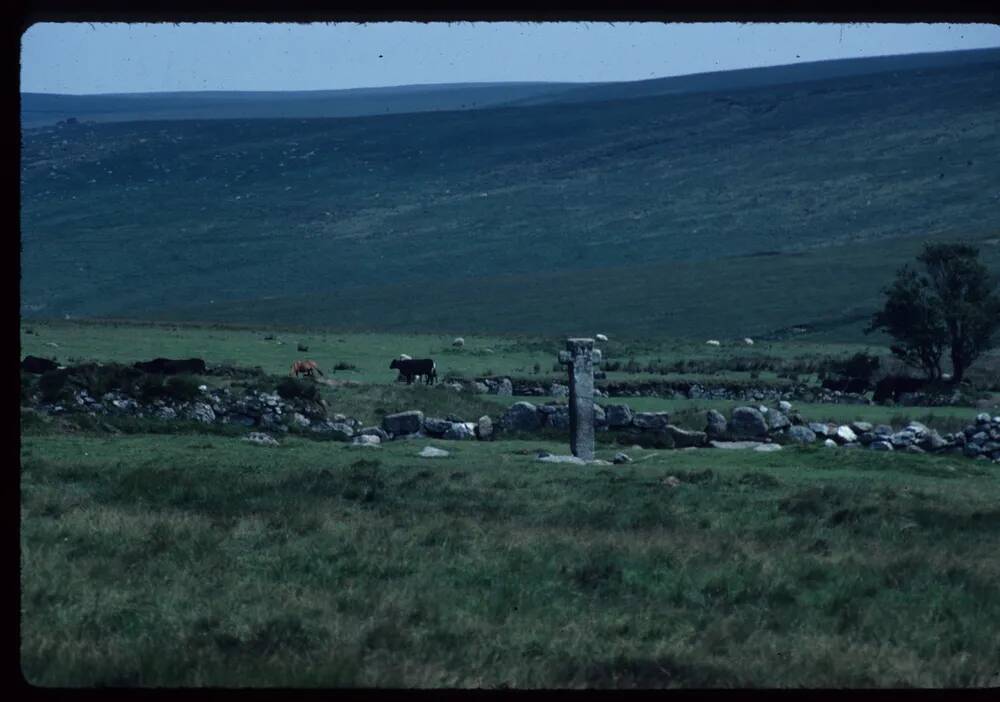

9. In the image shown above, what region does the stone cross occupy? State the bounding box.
[558,338,602,461]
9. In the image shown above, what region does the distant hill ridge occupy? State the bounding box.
[21,47,1000,127]
[19,48,1000,340]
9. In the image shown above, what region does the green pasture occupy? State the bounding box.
[19,320,999,432]
[20,422,1000,687]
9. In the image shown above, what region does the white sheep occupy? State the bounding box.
[743,338,754,346]
[452,337,465,348]
[706,340,721,347]
[595,333,609,342]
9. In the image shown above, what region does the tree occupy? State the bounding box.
[919,243,1000,383]
[867,242,1000,383]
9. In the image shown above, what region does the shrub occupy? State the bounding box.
[297,343,309,352]
[276,377,321,402]
[533,363,541,374]
[74,363,142,398]
[38,369,70,403]
[333,361,357,371]
[162,375,203,403]
[825,352,881,383]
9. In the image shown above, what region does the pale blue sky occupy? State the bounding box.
[20,22,1000,94]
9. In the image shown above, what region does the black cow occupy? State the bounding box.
[21,355,58,374]
[389,358,437,385]
[134,357,207,375]
[873,375,928,404]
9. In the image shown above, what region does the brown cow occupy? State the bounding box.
[290,360,324,378]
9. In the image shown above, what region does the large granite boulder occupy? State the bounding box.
[422,417,453,436]
[664,425,707,448]
[705,409,728,440]
[358,426,390,441]
[633,412,671,431]
[833,425,858,444]
[767,410,791,432]
[546,405,571,430]
[605,404,634,429]
[189,402,216,424]
[550,383,569,398]
[382,410,424,436]
[594,404,607,429]
[786,425,817,445]
[729,407,768,440]
[500,402,541,432]
[445,422,476,440]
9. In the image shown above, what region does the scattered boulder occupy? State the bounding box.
[189,402,216,424]
[500,402,541,432]
[538,454,585,465]
[786,425,817,444]
[475,415,494,440]
[497,378,513,397]
[547,406,571,430]
[452,337,465,348]
[550,383,569,398]
[729,407,768,440]
[155,406,177,421]
[383,410,424,436]
[444,422,476,440]
[710,440,767,450]
[422,417,453,436]
[920,430,948,451]
[823,439,838,448]
[243,432,279,447]
[473,382,490,394]
[767,410,791,432]
[633,411,671,431]
[754,444,783,452]
[778,400,793,413]
[705,409,728,439]
[664,425,707,448]
[834,426,858,444]
[663,476,682,488]
[612,452,632,464]
[418,446,450,458]
[352,434,380,446]
[358,426,390,441]
[595,333,609,342]
[605,404,635,429]
[809,423,833,438]
[326,422,355,441]
[870,440,894,451]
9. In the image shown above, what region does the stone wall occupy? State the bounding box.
[456,376,963,407]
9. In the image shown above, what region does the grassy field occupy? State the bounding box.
[20,421,1000,688]
[20,318,884,385]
